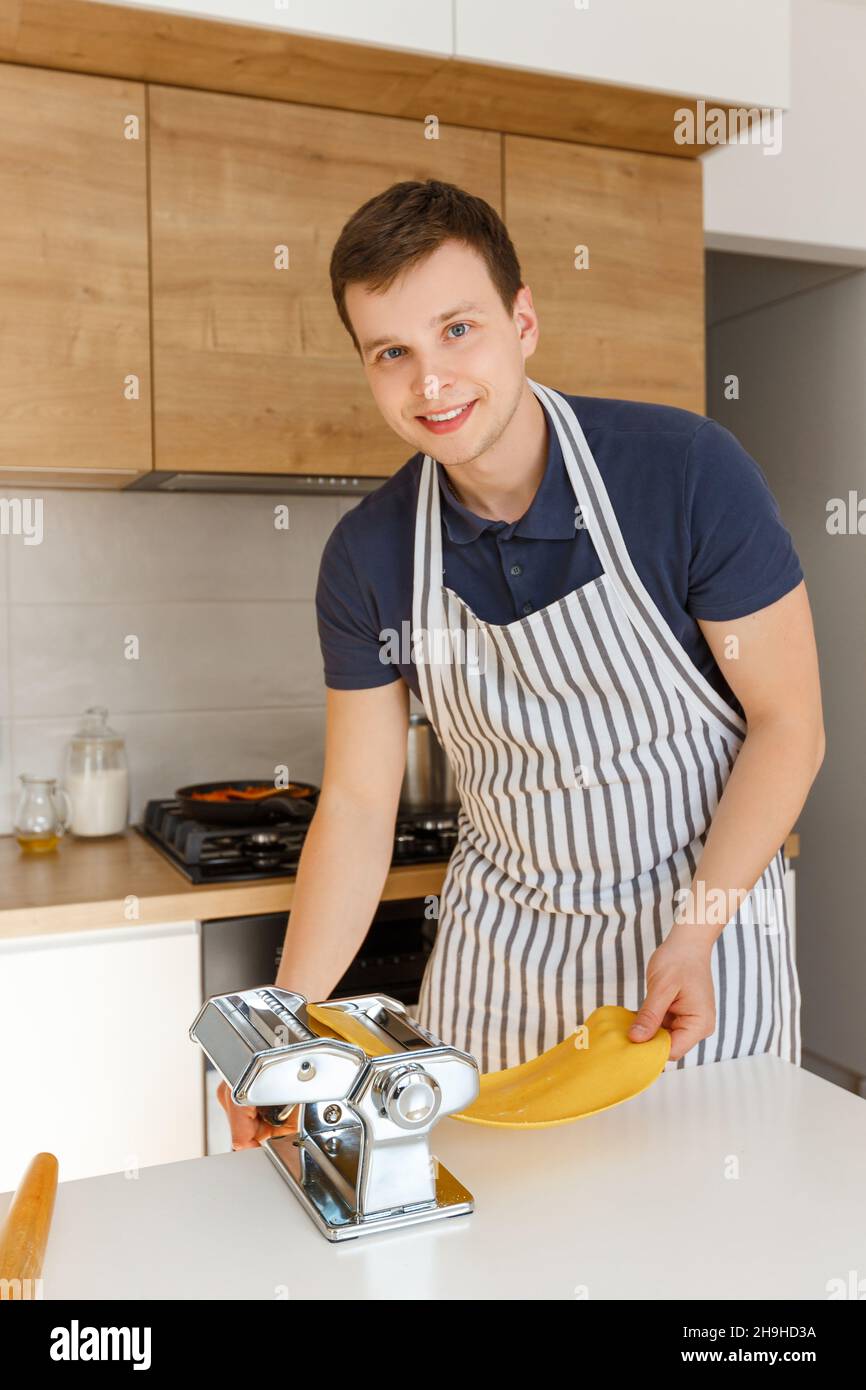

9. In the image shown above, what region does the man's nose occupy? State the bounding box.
[410,362,456,405]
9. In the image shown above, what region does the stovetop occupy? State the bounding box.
[137,798,460,884]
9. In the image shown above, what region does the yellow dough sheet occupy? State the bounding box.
[305,1002,670,1129]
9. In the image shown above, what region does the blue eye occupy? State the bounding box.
[376,323,471,363]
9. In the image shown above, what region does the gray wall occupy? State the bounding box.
[707,251,866,1082]
[0,489,362,835]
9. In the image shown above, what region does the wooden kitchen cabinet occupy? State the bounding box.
[148,87,501,477]
[0,64,151,484]
[504,135,706,412]
[0,53,708,487]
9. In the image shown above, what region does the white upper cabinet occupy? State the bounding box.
[455,0,791,109]
[94,1,791,108]
[102,0,454,54]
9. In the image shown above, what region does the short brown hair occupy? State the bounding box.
[329,179,524,354]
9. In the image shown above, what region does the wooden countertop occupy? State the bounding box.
[0,827,800,942]
[0,828,449,940]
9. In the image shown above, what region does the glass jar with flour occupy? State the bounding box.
[64,706,129,836]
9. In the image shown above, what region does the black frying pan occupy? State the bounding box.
[175,779,318,827]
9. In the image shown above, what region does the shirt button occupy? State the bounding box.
[510,564,522,576]
[522,601,533,615]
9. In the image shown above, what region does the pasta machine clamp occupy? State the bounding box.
[190,986,480,1241]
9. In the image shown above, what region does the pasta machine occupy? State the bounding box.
[190,986,480,1242]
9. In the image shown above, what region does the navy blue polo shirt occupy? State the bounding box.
[315,391,804,721]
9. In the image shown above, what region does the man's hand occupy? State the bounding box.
[628,929,716,1061]
[216,1079,300,1150]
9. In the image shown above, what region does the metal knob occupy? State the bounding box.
[375,1065,441,1129]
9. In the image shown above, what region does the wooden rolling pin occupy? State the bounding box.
[0,1152,58,1299]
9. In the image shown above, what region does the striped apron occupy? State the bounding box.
[412,378,801,1075]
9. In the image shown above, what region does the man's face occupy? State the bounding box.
[345,239,538,466]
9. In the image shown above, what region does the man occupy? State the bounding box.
[221,179,824,1149]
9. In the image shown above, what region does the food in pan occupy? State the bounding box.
[187,784,312,802]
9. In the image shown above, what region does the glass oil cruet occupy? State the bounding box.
[14,775,72,854]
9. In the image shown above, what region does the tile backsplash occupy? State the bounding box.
[0,486,363,835]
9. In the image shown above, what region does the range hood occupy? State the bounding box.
[124,471,387,496]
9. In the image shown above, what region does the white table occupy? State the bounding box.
[5,1055,864,1300]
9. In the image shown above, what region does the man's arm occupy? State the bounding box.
[670,577,825,946]
[220,678,409,1148]
[629,579,825,1056]
[274,678,410,998]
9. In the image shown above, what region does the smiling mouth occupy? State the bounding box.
[416,400,477,422]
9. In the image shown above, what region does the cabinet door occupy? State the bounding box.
[0,64,151,481]
[0,921,202,1192]
[148,87,500,476]
[504,135,705,412]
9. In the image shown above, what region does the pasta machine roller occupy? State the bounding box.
[190,986,480,1242]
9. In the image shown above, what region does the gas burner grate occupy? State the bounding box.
[137,798,459,883]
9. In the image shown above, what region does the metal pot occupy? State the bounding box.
[400,713,458,812]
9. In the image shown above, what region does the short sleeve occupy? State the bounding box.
[685,419,804,620]
[315,521,400,690]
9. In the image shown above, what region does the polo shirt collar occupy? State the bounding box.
[434,413,576,544]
